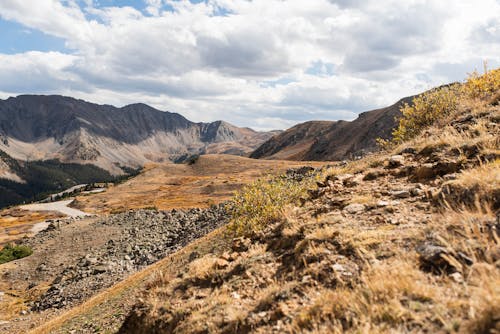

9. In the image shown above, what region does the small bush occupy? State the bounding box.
[463,68,500,99]
[228,176,311,237]
[392,84,460,144]
[385,68,499,146]
[0,244,33,264]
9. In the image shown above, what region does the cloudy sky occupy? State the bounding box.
[0,0,499,130]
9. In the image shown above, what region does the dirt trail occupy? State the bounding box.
[20,200,91,218]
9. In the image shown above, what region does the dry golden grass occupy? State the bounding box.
[438,160,500,210]
[394,103,499,157]
[288,204,500,333]
[72,154,323,214]
[452,160,499,190]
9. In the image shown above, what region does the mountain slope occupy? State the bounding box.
[250,121,335,160]
[0,95,275,174]
[0,149,119,208]
[251,96,414,161]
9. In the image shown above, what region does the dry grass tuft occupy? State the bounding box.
[438,160,500,210]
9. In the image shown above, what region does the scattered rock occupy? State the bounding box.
[391,190,411,199]
[399,147,417,155]
[92,265,107,275]
[376,200,389,207]
[417,244,462,274]
[449,272,463,283]
[343,174,364,187]
[387,155,405,168]
[413,163,435,180]
[31,205,230,311]
[331,264,346,272]
[410,187,424,196]
[215,259,229,269]
[363,170,385,181]
[232,237,250,252]
[343,203,366,214]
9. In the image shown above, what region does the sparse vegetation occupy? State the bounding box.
[228,175,312,237]
[392,84,460,144]
[386,67,500,146]
[0,243,33,264]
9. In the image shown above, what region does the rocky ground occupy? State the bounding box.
[0,205,229,333]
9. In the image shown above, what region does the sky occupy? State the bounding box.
[0,0,499,130]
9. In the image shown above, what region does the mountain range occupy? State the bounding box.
[0,95,277,175]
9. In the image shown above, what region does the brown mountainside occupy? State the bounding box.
[251,96,414,161]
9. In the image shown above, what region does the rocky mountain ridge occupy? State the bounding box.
[0,95,275,174]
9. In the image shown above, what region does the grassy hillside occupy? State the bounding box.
[117,69,499,333]
[0,151,125,208]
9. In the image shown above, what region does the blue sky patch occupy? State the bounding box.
[306,60,336,77]
[0,19,69,54]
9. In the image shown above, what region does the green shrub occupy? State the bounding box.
[391,84,460,144]
[0,244,33,264]
[228,176,311,237]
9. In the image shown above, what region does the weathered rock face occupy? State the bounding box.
[29,205,230,311]
[251,96,414,161]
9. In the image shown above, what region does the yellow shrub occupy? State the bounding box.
[392,84,460,144]
[463,68,500,99]
[387,68,499,146]
[228,176,311,237]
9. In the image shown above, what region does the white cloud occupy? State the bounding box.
[0,0,499,130]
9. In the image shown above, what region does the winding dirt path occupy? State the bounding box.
[20,200,91,218]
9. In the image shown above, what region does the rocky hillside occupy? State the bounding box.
[118,70,499,333]
[0,95,275,174]
[251,96,413,161]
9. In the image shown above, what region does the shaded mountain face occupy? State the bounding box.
[250,121,335,160]
[0,149,120,208]
[0,95,275,174]
[250,96,414,161]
